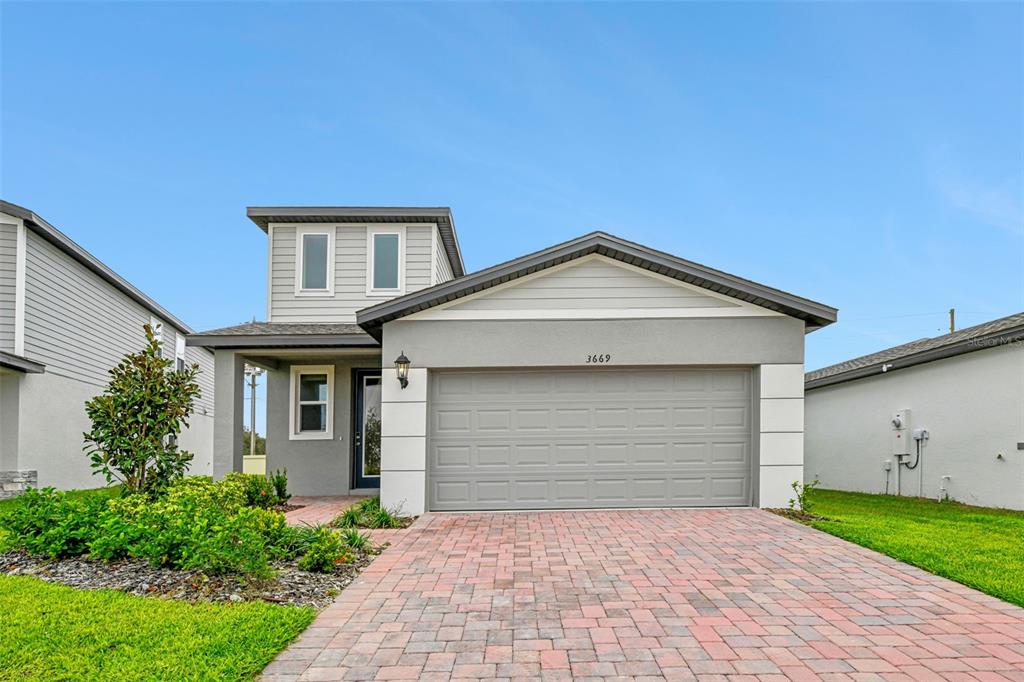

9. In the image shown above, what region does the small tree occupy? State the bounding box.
[84,324,201,495]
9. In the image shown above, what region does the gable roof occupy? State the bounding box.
[1,199,196,335]
[246,206,465,278]
[356,231,837,339]
[806,311,1024,390]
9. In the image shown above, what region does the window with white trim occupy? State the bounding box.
[149,316,163,344]
[174,336,186,372]
[289,365,334,440]
[367,227,403,294]
[296,228,333,295]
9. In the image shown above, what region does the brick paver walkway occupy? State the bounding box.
[262,509,1024,681]
[285,496,368,526]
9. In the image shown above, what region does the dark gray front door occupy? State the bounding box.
[427,367,753,511]
[353,369,382,489]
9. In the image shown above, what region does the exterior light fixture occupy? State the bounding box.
[394,351,411,389]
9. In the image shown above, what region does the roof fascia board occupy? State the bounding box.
[186,333,381,349]
[0,350,45,374]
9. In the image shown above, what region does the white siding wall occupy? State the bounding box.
[805,343,1024,510]
[269,223,438,323]
[0,222,17,352]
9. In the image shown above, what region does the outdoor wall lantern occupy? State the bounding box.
[394,351,411,389]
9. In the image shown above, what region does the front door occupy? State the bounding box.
[353,369,382,489]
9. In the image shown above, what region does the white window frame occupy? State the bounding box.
[366,226,405,296]
[174,336,186,372]
[295,227,334,297]
[289,365,334,441]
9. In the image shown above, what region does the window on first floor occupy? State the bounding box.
[289,365,334,440]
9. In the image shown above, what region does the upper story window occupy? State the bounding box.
[367,227,404,295]
[296,228,333,296]
[174,336,186,372]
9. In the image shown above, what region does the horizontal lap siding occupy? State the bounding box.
[0,222,16,352]
[434,227,454,284]
[448,259,739,311]
[270,223,439,323]
[22,232,212,406]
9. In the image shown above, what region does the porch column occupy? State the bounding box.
[213,350,245,479]
[380,366,428,515]
[757,363,805,507]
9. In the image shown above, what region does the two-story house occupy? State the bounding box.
[0,201,216,497]
[191,206,837,516]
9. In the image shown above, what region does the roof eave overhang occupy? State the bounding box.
[246,206,465,278]
[186,333,380,349]
[806,325,1024,390]
[356,233,837,340]
[0,351,46,374]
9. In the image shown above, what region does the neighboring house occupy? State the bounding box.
[190,206,836,515]
[805,313,1024,510]
[0,201,215,496]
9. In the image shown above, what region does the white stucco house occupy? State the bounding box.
[189,206,837,515]
[805,312,1024,510]
[0,200,216,496]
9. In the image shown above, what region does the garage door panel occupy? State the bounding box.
[428,368,752,510]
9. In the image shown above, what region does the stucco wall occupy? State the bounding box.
[16,370,214,490]
[264,354,381,496]
[805,342,1024,510]
[379,316,808,514]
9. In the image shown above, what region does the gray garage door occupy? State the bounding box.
[428,368,753,511]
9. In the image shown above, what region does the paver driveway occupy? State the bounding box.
[263,509,1024,681]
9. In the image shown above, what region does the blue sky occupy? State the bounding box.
[2,2,1022,431]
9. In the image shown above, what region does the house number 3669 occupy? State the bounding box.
[586,354,612,364]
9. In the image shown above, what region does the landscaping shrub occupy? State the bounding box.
[271,469,290,504]
[340,528,370,552]
[1,477,348,578]
[83,324,201,496]
[332,496,411,529]
[297,527,353,573]
[225,471,289,509]
[0,488,106,558]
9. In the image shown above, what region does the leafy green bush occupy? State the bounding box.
[0,488,106,558]
[297,527,353,573]
[225,472,283,509]
[83,324,201,496]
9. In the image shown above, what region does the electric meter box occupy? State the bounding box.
[891,409,912,457]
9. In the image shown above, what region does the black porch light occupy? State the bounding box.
[394,351,411,389]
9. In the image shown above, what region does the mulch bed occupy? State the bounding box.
[767,508,832,523]
[272,503,305,513]
[0,549,374,609]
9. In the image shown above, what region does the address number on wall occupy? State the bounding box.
[585,354,612,364]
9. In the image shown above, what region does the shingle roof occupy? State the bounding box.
[806,312,1024,389]
[357,231,837,339]
[187,322,378,348]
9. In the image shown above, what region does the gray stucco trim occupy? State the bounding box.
[0,200,197,335]
[806,324,1024,390]
[187,334,380,349]
[0,350,45,374]
[246,206,465,279]
[357,232,837,338]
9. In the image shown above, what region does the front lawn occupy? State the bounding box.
[0,574,313,681]
[805,489,1024,608]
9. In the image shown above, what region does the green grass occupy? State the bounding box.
[0,575,314,682]
[806,489,1024,607]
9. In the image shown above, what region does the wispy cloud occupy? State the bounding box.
[931,154,1024,235]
